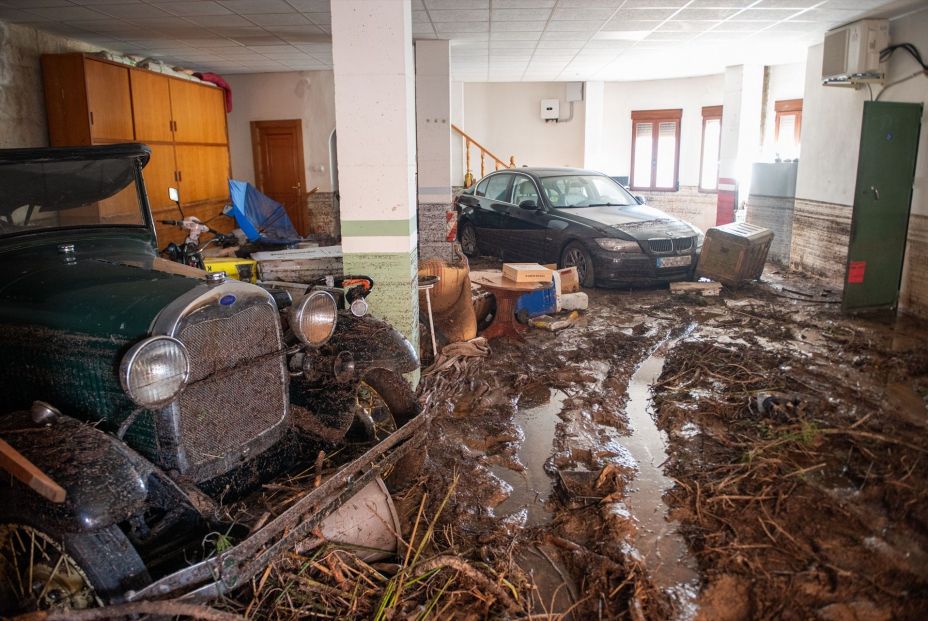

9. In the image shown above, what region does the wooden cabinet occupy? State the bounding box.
[169,79,227,144]
[42,53,232,244]
[129,69,174,143]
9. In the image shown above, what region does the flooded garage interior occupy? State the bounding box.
[222,259,928,621]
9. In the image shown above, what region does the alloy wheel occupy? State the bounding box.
[460,225,477,256]
[564,248,588,284]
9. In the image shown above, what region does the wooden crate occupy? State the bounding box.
[252,245,343,283]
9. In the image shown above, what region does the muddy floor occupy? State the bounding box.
[231,263,928,620]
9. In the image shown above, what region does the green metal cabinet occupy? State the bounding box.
[843,101,923,312]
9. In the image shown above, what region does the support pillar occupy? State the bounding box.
[583,81,605,173]
[414,39,453,260]
[331,0,419,370]
[717,64,764,225]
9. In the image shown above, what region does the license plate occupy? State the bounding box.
[656,255,692,268]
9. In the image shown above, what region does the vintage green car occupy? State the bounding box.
[0,144,424,613]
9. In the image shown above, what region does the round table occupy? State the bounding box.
[469,270,548,341]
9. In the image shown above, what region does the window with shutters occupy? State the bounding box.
[630,109,682,191]
[699,105,722,192]
[774,99,802,160]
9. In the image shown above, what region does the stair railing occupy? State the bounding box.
[451,124,516,188]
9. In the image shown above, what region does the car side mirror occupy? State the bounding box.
[168,187,179,203]
[519,199,539,210]
[634,195,646,205]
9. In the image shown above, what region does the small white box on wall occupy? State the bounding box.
[541,99,560,120]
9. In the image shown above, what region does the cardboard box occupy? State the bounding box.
[502,263,553,283]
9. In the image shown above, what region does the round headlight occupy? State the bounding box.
[120,336,190,408]
[290,290,338,346]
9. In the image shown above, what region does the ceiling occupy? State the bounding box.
[0,0,913,81]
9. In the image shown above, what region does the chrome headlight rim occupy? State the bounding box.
[290,290,338,347]
[595,237,642,253]
[119,336,190,408]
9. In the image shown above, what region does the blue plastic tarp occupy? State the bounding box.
[228,179,301,244]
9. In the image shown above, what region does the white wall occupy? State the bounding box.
[761,62,806,161]
[600,74,725,185]
[225,70,336,193]
[461,82,585,170]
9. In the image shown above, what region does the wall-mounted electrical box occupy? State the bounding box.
[541,99,560,121]
[822,19,889,86]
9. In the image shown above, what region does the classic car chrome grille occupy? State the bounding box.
[175,303,287,477]
[647,236,695,254]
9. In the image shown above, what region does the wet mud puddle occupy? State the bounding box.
[490,389,567,526]
[625,339,700,607]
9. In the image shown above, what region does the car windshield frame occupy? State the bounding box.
[539,174,638,209]
[0,148,153,240]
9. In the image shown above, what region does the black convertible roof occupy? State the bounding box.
[0,143,151,165]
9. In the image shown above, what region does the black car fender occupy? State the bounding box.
[0,410,154,533]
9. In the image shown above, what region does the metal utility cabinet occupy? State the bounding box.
[696,222,774,287]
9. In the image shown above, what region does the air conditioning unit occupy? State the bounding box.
[822,19,889,86]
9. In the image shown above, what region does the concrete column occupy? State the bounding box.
[451,80,465,189]
[415,39,453,260]
[583,81,605,173]
[331,0,419,364]
[717,64,764,224]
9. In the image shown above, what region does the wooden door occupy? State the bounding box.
[142,143,178,212]
[175,145,230,204]
[170,80,227,144]
[251,120,307,235]
[84,59,134,142]
[130,70,174,142]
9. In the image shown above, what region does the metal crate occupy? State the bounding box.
[696,222,774,287]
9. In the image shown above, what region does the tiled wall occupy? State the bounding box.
[788,199,851,285]
[745,194,795,266]
[638,185,717,234]
[901,213,928,319]
[306,191,340,241]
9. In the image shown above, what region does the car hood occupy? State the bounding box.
[553,204,699,240]
[0,231,205,339]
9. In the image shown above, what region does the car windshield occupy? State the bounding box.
[0,157,146,238]
[540,174,637,208]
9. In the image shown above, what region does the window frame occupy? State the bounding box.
[509,172,543,208]
[698,105,723,194]
[774,98,803,149]
[629,108,682,193]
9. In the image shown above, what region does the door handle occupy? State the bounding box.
[866,186,880,200]
[292,182,302,191]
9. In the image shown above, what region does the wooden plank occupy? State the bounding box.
[0,438,66,504]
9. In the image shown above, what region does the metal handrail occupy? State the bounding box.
[451,124,516,187]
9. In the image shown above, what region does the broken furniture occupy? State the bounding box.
[696,222,774,287]
[252,245,344,283]
[470,270,548,340]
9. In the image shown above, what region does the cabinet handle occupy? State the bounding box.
[89,111,94,125]
[177,170,182,182]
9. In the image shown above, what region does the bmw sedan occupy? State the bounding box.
[454,167,704,288]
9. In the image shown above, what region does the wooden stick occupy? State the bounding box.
[0,438,66,503]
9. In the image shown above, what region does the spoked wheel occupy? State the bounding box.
[459,222,478,257]
[561,241,595,287]
[348,368,419,444]
[0,510,149,616]
[0,524,99,612]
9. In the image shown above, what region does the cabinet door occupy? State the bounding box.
[170,80,227,144]
[142,144,178,212]
[130,70,174,142]
[84,59,134,142]
[175,145,230,204]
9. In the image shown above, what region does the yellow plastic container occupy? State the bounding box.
[203,257,258,283]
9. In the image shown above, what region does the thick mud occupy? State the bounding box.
[411,264,928,620]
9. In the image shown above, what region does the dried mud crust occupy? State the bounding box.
[652,293,928,621]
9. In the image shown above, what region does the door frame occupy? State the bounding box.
[250,119,307,234]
